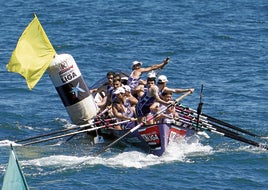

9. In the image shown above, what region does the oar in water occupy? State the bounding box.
[21,120,130,146]
[95,91,193,156]
[176,104,265,139]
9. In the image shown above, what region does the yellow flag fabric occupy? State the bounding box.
[6,14,56,90]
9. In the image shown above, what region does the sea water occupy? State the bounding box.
[0,0,268,189]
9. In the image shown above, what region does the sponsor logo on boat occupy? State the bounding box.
[141,133,159,144]
[169,126,186,142]
[139,125,160,145]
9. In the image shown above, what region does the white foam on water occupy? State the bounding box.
[22,140,213,174]
[260,136,268,140]
[24,155,86,167]
[0,140,21,147]
[214,144,268,154]
[54,117,70,125]
[22,125,34,131]
[164,140,213,160]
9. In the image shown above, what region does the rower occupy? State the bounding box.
[135,77,174,124]
[127,57,170,96]
[89,71,115,110]
[157,75,194,98]
[123,85,138,108]
[134,70,157,99]
[148,91,179,124]
[112,87,137,130]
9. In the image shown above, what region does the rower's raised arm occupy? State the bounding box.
[140,57,170,73]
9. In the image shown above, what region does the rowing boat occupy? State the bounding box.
[90,71,199,156]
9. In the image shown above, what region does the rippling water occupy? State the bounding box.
[1,0,268,189]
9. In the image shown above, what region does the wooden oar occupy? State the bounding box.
[15,126,81,143]
[21,120,130,146]
[176,104,264,138]
[177,107,267,145]
[202,123,268,150]
[178,113,240,137]
[15,118,115,143]
[95,91,192,156]
[202,113,265,138]
[176,109,268,150]
[177,109,241,136]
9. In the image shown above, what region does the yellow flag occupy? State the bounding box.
[6,14,56,90]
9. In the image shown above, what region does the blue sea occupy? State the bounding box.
[1,0,268,189]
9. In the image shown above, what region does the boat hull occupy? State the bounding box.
[101,122,196,156]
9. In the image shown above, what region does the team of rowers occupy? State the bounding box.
[90,57,194,130]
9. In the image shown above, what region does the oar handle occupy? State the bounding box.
[174,91,192,105]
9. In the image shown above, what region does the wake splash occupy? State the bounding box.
[21,141,213,176]
[0,140,21,147]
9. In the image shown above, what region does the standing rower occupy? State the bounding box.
[128,57,170,96]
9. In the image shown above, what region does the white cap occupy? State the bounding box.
[132,61,143,66]
[158,75,168,83]
[147,71,156,78]
[113,87,125,94]
[121,76,128,81]
[123,85,131,92]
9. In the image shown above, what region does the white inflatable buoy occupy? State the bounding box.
[47,54,99,125]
